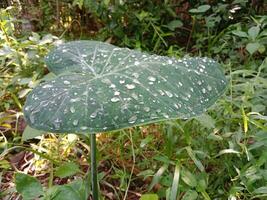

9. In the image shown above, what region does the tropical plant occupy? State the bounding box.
[21,40,227,199]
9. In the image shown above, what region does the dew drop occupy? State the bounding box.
[163,113,169,118]
[144,107,150,112]
[128,115,137,124]
[207,85,212,91]
[73,119,79,126]
[150,113,158,119]
[70,98,81,102]
[90,112,97,119]
[132,72,139,78]
[70,106,75,113]
[165,91,173,98]
[168,60,173,64]
[134,61,140,65]
[80,126,88,130]
[125,84,135,90]
[114,91,120,96]
[148,76,156,82]
[109,84,116,88]
[111,97,120,102]
[202,88,206,93]
[63,80,70,85]
[42,84,53,88]
[131,93,138,100]
[25,106,30,111]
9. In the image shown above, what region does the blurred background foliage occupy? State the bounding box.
[0,0,267,199]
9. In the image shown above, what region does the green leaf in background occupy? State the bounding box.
[23,41,227,134]
[232,30,248,38]
[166,20,183,31]
[15,173,44,200]
[195,114,215,129]
[48,179,89,200]
[55,162,81,178]
[181,168,197,187]
[170,163,181,200]
[186,146,205,172]
[46,179,90,200]
[22,125,46,141]
[246,42,260,55]
[181,190,198,200]
[248,26,260,41]
[140,194,159,200]
[253,187,267,194]
[148,164,168,191]
[190,5,211,13]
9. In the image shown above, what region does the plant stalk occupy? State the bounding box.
[90,133,98,200]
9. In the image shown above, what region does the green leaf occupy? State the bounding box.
[15,173,43,200]
[55,162,81,178]
[246,42,260,55]
[170,163,181,200]
[181,190,198,200]
[148,164,168,191]
[166,20,183,31]
[181,168,197,187]
[186,146,205,172]
[232,30,248,38]
[140,194,159,200]
[253,187,267,194]
[23,41,227,134]
[195,114,215,129]
[48,179,89,200]
[22,125,46,141]
[248,26,260,41]
[190,5,211,13]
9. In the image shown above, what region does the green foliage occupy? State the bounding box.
[23,41,226,133]
[15,173,44,200]
[15,173,89,200]
[55,162,81,178]
[0,7,60,111]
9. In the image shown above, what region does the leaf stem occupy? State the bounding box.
[90,133,98,200]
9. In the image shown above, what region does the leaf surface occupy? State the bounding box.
[24,41,227,133]
[15,173,43,200]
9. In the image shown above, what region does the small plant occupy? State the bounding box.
[22,40,227,199]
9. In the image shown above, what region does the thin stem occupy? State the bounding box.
[123,130,135,200]
[90,133,98,200]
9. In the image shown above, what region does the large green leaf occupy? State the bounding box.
[23,41,227,133]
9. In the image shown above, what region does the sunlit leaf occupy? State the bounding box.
[170,163,181,200]
[23,41,227,134]
[140,194,159,200]
[55,162,81,178]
